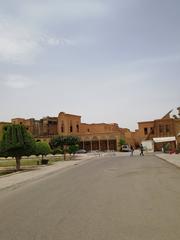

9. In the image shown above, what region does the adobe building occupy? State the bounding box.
[137,108,180,151]
[57,112,125,151]
[11,117,58,138]
[9,112,127,151]
[2,107,179,152]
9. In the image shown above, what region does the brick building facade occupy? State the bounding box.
[137,108,180,151]
[9,112,127,151]
[1,107,179,152]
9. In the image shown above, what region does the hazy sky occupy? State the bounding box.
[0,0,180,130]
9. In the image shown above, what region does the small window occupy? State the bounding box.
[61,121,64,132]
[166,125,170,133]
[87,129,90,132]
[159,125,164,133]
[144,128,148,135]
[76,124,79,132]
[70,126,73,132]
[150,127,154,134]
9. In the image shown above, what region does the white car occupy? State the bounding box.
[76,149,87,154]
[121,145,131,152]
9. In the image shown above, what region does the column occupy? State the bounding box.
[90,141,92,151]
[107,139,109,151]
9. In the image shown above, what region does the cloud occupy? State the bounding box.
[41,35,76,47]
[20,0,108,22]
[0,1,108,65]
[2,74,36,89]
[0,17,41,64]
[128,55,180,67]
[0,17,76,64]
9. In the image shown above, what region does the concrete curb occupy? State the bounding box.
[156,153,180,168]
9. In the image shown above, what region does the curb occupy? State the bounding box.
[155,154,180,169]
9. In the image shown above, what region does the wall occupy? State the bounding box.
[57,112,81,135]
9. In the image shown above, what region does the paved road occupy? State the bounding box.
[1,155,180,240]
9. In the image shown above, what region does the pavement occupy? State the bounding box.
[1,154,180,240]
[0,151,180,192]
[0,154,94,191]
[155,152,180,167]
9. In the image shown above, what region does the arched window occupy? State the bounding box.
[70,121,73,133]
[61,121,64,133]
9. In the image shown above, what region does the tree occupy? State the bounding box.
[68,144,79,157]
[35,141,51,163]
[118,138,126,150]
[0,124,36,171]
[50,135,80,160]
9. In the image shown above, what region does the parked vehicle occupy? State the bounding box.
[121,145,131,152]
[76,149,87,154]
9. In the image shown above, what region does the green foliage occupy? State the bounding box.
[51,148,63,155]
[50,135,80,160]
[118,138,126,147]
[68,145,79,155]
[50,135,80,148]
[163,143,170,153]
[35,141,51,159]
[50,135,80,149]
[0,124,36,170]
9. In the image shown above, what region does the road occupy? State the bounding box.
[1,154,180,240]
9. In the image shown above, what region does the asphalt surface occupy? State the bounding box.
[1,154,180,240]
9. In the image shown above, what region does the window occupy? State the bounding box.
[87,129,90,132]
[150,127,154,134]
[70,121,73,133]
[159,125,164,133]
[166,125,170,133]
[144,128,148,135]
[76,124,79,132]
[61,121,64,133]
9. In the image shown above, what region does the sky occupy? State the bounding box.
[0,0,180,131]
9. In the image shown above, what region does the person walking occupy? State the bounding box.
[140,144,144,156]
[130,145,134,156]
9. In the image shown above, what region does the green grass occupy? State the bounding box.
[0,156,64,168]
[0,155,66,176]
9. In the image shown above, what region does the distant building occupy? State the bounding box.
[137,108,180,151]
[57,112,126,151]
[1,107,179,152]
[10,112,127,151]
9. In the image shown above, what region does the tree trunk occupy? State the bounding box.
[64,151,66,160]
[63,145,67,160]
[41,154,44,164]
[15,156,21,171]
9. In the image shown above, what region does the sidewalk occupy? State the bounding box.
[156,153,180,168]
[0,154,93,191]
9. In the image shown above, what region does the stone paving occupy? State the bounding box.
[156,153,180,168]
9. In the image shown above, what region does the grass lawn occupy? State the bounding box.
[0,155,76,176]
[0,155,64,168]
